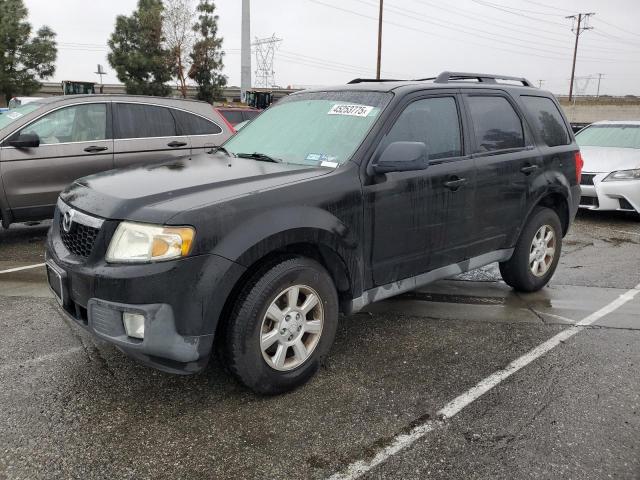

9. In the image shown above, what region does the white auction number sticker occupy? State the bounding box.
[328,104,374,117]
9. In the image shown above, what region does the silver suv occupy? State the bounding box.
[0,95,233,228]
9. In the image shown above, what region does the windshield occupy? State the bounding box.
[0,103,43,130]
[576,124,640,149]
[224,91,392,166]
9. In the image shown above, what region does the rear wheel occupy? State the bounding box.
[499,207,562,292]
[223,257,338,394]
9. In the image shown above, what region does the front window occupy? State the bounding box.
[576,124,640,149]
[18,104,107,144]
[224,91,392,166]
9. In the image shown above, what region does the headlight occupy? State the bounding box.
[106,222,195,263]
[603,169,640,181]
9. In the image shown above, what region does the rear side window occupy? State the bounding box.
[172,109,222,135]
[521,96,570,147]
[383,96,462,160]
[467,96,524,152]
[115,103,176,139]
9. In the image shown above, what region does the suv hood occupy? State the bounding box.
[60,153,331,223]
[580,146,640,173]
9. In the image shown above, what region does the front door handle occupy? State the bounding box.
[444,176,468,190]
[520,164,539,175]
[167,141,188,148]
[84,145,108,153]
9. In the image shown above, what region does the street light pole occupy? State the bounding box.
[376,0,383,80]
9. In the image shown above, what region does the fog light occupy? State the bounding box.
[123,312,145,339]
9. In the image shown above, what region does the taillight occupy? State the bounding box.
[574,151,584,184]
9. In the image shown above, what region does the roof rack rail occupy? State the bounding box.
[347,78,403,84]
[434,71,534,87]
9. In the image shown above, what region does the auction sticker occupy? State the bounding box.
[6,112,23,120]
[328,104,374,117]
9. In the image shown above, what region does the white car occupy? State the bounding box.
[576,120,640,215]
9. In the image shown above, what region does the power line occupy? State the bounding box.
[364,0,638,57]
[350,0,638,63]
[592,17,640,39]
[470,0,568,27]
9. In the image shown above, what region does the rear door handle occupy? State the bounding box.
[520,164,539,175]
[167,141,188,148]
[444,177,468,190]
[84,145,108,153]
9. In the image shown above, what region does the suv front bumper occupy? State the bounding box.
[46,231,245,374]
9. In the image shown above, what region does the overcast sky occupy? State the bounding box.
[23,0,640,96]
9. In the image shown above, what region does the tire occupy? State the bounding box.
[223,256,339,395]
[499,207,562,292]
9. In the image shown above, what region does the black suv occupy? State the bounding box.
[45,72,582,394]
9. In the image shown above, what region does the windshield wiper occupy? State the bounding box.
[235,152,282,163]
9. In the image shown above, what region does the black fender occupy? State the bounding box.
[512,182,571,247]
[202,206,363,330]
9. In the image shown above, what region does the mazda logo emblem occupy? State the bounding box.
[62,210,75,233]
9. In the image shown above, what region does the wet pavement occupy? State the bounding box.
[0,210,639,479]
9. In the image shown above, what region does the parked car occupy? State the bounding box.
[576,120,639,215]
[45,72,581,394]
[215,107,261,127]
[8,96,44,109]
[0,95,232,228]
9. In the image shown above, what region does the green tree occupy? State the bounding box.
[108,0,172,96]
[0,0,57,105]
[189,0,226,103]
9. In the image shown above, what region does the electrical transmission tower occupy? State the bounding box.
[566,12,595,101]
[252,35,282,88]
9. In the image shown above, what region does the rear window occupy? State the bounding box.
[521,96,570,147]
[576,124,640,149]
[115,103,176,139]
[172,109,222,135]
[467,96,525,152]
[219,110,244,125]
[242,110,260,122]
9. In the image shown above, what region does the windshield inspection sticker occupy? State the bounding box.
[328,104,374,117]
[320,160,339,168]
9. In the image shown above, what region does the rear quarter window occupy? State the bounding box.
[521,96,571,147]
[172,109,222,135]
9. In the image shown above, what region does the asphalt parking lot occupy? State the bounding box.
[0,211,639,480]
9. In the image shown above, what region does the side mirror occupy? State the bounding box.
[372,141,428,174]
[8,132,40,149]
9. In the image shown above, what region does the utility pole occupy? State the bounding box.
[376,0,383,79]
[596,73,605,97]
[537,79,545,89]
[566,12,594,101]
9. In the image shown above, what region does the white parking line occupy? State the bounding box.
[328,283,640,480]
[0,263,46,275]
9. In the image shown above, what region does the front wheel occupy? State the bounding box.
[499,207,562,292]
[223,257,339,394]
